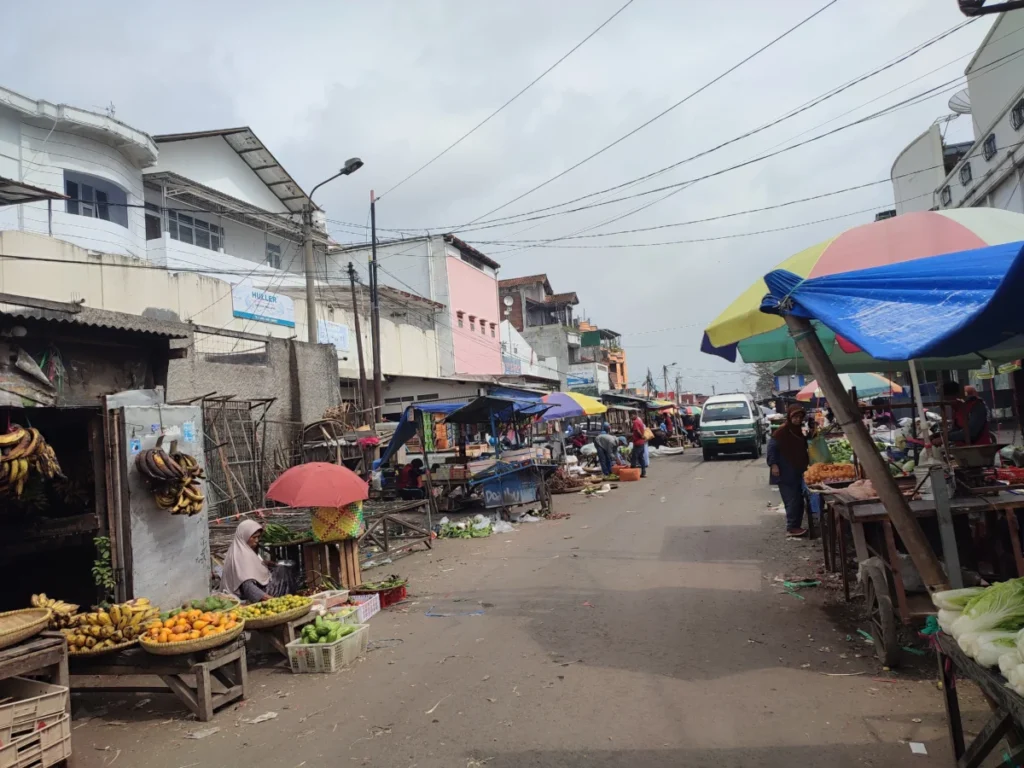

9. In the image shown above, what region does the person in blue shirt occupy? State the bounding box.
[767,404,811,537]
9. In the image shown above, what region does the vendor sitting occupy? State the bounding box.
[221,520,292,602]
[397,458,426,500]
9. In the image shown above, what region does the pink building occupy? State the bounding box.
[446,244,502,375]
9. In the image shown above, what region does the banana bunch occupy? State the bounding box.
[62,597,159,653]
[31,593,79,630]
[0,425,63,498]
[135,448,206,516]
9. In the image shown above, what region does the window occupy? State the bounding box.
[417,393,439,401]
[959,162,972,186]
[168,210,223,251]
[480,320,486,335]
[63,171,128,228]
[490,324,496,338]
[1012,99,1024,131]
[702,401,751,423]
[145,202,161,241]
[469,316,476,332]
[940,185,952,206]
[266,242,282,269]
[457,312,464,328]
[984,133,997,161]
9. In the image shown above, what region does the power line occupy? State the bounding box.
[366,17,981,237]
[461,0,843,226]
[376,0,637,200]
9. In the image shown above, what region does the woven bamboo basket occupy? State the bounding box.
[139,621,245,656]
[240,603,311,629]
[67,638,140,657]
[0,608,50,651]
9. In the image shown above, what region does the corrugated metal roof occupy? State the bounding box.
[498,274,551,291]
[0,176,69,206]
[152,127,313,214]
[546,292,579,305]
[0,305,191,339]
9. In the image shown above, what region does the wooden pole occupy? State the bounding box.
[782,314,949,591]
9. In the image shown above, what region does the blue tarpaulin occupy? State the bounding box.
[759,240,1024,362]
[376,402,466,468]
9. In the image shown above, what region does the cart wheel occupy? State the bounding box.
[864,564,900,667]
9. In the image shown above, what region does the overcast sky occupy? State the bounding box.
[1,0,991,393]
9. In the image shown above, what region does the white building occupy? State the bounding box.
[891,11,1024,214]
[499,319,560,385]
[0,85,157,259]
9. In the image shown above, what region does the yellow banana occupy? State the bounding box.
[0,427,26,447]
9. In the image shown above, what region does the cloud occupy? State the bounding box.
[0,0,991,391]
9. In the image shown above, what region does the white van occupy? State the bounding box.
[700,393,764,460]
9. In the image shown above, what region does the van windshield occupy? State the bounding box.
[703,402,751,422]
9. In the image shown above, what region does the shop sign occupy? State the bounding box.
[231,281,296,328]
[317,320,350,352]
[567,373,595,387]
[502,355,522,375]
[998,360,1022,375]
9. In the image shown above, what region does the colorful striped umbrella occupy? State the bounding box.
[795,373,901,402]
[702,209,1024,368]
[539,392,608,421]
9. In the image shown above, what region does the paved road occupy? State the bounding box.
[77,454,963,767]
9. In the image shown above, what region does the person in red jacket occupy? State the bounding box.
[630,411,648,478]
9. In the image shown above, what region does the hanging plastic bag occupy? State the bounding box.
[807,434,833,465]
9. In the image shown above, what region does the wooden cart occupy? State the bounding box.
[823,488,1024,665]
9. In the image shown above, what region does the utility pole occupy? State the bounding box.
[369,190,383,424]
[662,366,669,400]
[674,373,682,403]
[302,209,318,344]
[347,262,369,415]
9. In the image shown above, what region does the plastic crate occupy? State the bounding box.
[0,679,68,744]
[0,715,71,768]
[326,605,361,625]
[349,593,380,623]
[352,584,407,609]
[286,624,370,674]
[311,590,350,610]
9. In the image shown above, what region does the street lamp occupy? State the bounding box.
[304,158,364,343]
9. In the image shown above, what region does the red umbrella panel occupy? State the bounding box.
[266,462,368,509]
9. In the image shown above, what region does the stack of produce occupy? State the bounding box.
[0,425,63,498]
[135,447,206,516]
[145,609,240,644]
[300,615,358,645]
[62,598,160,653]
[161,595,238,619]
[828,438,853,464]
[547,467,586,493]
[804,463,857,484]
[31,593,78,630]
[237,595,312,622]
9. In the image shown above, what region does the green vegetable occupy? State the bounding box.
[932,587,986,612]
[950,579,1024,639]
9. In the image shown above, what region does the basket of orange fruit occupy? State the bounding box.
[140,609,245,655]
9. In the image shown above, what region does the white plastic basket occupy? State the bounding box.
[0,715,71,768]
[326,605,361,625]
[311,590,350,610]
[286,624,369,674]
[349,593,380,623]
[0,678,68,745]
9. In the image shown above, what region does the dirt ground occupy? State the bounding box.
[71,453,990,767]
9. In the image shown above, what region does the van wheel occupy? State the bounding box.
[702,449,714,461]
[754,440,763,459]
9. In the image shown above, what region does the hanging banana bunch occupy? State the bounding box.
[135,447,206,516]
[0,425,64,499]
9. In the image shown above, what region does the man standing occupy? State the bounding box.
[594,424,622,478]
[951,384,993,445]
[630,410,648,478]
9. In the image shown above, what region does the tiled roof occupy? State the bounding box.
[546,292,579,305]
[499,274,552,292]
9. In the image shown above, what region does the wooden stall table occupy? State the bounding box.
[245,613,316,658]
[361,498,432,559]
[69,636,247,722]
[936,631,1024,767]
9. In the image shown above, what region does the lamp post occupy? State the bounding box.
[303,157,364,343]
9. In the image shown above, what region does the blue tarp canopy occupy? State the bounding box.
[375,397,547,467]
[760,240,1024,363]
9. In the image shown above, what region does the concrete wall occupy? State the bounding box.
[0,110,149,258]
[446,255,501,375]
[966,12,1024,140]
[147,136,290,214]
[890,124,946,215]
[499,319,559,383]
[380,376,486,419]
[522,324,570,389]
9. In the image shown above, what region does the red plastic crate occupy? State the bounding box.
[353,584,407,609]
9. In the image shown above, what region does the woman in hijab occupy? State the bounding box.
[767,404,811,537]
[220,519,293,602]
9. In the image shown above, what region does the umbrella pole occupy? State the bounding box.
[782,314,949,591]
[908,359,932,461]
